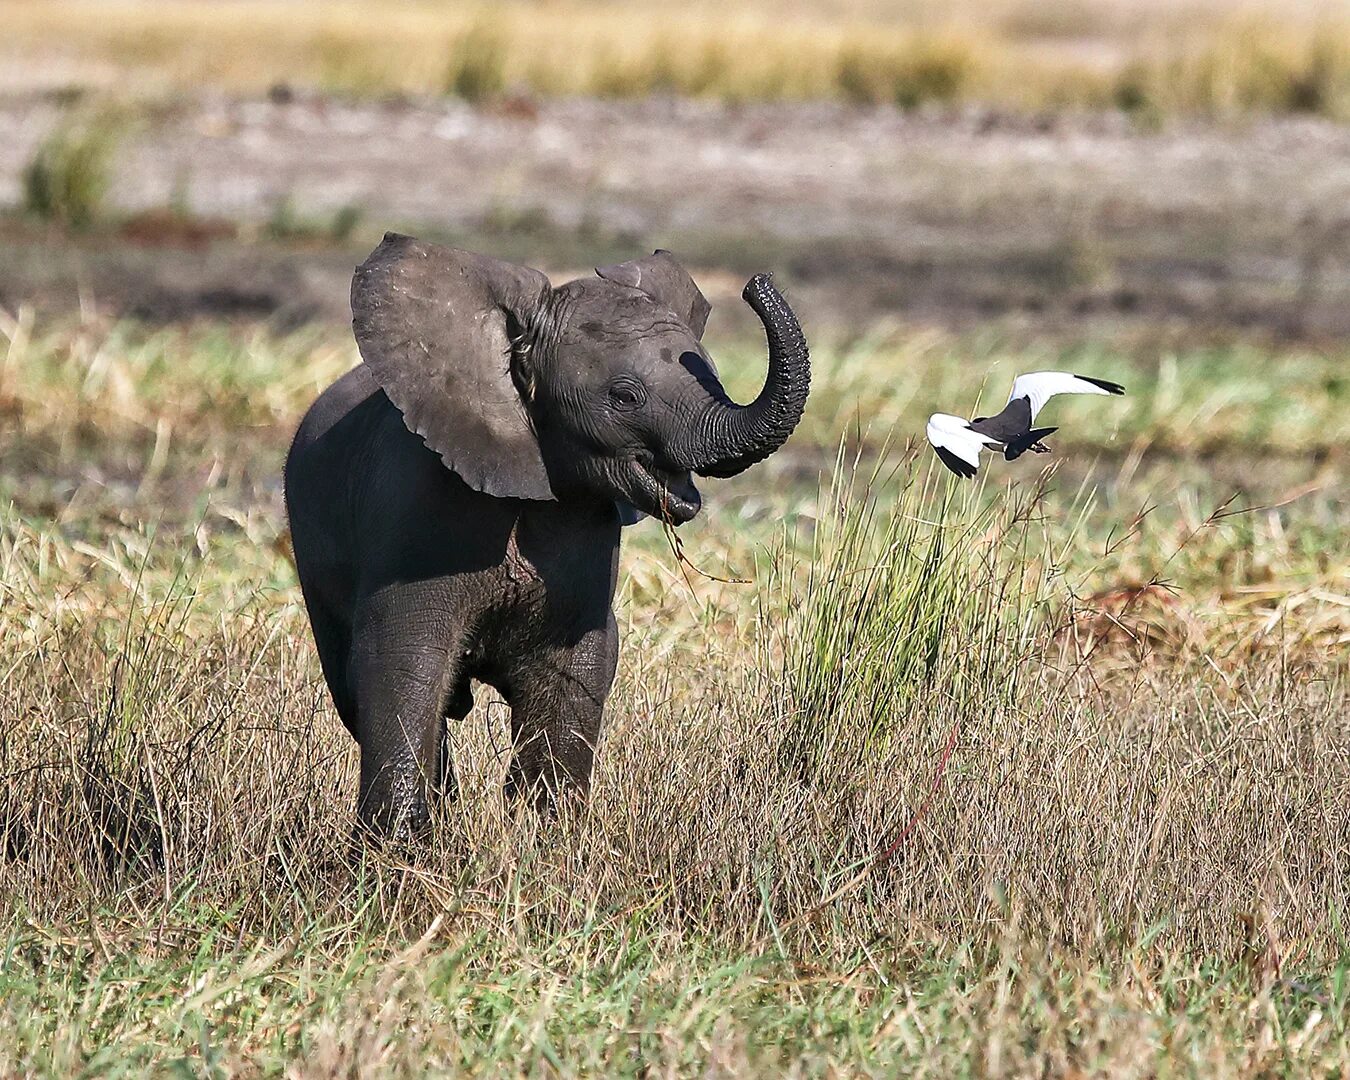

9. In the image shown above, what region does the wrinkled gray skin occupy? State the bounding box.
[284,233,810,835]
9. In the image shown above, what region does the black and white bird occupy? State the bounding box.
[926,372,1125,478]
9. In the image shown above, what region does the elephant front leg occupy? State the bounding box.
[504,615,619,812]
[349,595,461,837]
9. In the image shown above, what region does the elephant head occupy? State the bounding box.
[350,233,810,523]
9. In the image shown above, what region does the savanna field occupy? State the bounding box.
[1,312,1346,1075]
[2,0,1350,1074]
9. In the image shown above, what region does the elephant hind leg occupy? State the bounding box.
[503,614,618,812]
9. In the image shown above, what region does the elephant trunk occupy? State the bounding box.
[685,274,811,480]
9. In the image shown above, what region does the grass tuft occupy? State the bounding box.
[775,450,1048,777]
[835,32,981,108]
[21,108,125,230]
[444,19,509,101]
[1116,18,1350,119]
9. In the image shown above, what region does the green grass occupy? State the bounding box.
[1,314,1347,1073]
[21,108,125,230]
[2,923,1346,1075]
[3,318,1347,485]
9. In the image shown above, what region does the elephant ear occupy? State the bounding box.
[352,233,556,501]
[595,249,711,339]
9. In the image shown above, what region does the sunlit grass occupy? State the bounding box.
[2,922,1346,1074]
[6,0,1350,116]
[2,315,1347,478]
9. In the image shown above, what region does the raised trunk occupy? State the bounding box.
[685,274,811,479]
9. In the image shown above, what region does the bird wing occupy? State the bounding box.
[926,413,1001,479]
[1006,372,1125,423]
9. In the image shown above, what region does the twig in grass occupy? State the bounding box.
[1105,499,1157,556]
[658,494,750,590]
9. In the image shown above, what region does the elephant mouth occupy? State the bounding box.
[627,454,702,524]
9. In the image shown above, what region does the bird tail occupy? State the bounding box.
[1004,426,1057,460]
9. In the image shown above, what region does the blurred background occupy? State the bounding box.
[2,0,1347,579]
[5,0,1350,339]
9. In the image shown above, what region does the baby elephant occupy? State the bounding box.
[285,233,810,834]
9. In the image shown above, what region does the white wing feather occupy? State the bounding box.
[1007,371,1117,423]
[926,413,1001,474]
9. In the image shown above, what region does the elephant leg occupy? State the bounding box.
[504,613,618,811]
[348,591,461,836]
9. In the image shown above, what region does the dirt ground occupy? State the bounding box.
[4,90,1350,338]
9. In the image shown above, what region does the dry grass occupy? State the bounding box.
[1,312,1347,1073]
[6,0,1350,116]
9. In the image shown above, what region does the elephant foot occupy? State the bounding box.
[354,800,432,843]
[355,758,436,840]
[503,765,590,817]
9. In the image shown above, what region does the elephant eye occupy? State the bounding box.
[607,381,646,410]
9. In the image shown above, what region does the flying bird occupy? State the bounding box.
[926,372,1125,479]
